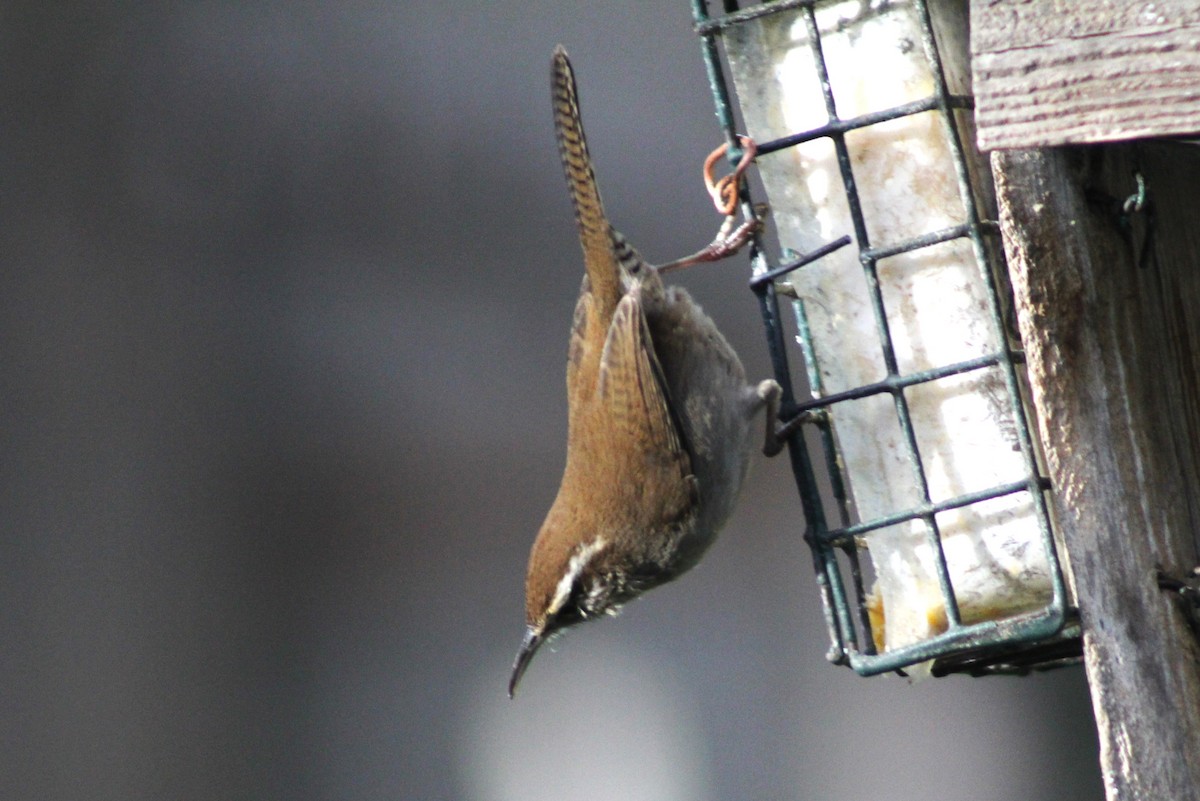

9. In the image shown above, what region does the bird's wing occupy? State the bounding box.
[597,284,695,513]
[565,275,591,405]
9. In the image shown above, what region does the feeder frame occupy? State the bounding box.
[689,0,1078,676]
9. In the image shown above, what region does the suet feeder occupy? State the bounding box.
[690,0,1080,676]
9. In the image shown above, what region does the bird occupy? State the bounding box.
[508,46,783,698]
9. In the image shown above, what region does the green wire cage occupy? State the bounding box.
[690,0,1081,676]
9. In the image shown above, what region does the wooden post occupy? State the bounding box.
[992,143,1200,800]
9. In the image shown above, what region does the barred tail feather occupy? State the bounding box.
[551,46,621,315]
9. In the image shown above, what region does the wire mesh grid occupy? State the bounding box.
[690,0,1080,676]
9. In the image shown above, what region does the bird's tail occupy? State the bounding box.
[551,46,621,314]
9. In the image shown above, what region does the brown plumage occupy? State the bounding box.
[508,47,781,697]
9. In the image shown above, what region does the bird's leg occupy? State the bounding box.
[655,137,763,275]
[758,381,785,457]
[758,380,821,457]
[656,213,764,274]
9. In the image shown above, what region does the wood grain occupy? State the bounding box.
[993,142,1200,800]
[972,1,1200,150]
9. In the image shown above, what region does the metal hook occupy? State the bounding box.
[1122,171,1147,216]
[703,136,757,216]
[1118,171,1156,270]
[1158,567,1200,640]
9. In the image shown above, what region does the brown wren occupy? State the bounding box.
[509,47,783,697]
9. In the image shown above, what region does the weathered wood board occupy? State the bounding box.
[993,142,1200,800]
[973,1,1200,150]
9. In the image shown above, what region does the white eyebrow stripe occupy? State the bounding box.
[547,537,607,616]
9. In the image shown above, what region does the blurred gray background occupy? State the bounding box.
[2,4,1104,800]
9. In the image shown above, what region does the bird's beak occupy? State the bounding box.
[508,626,543,698]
